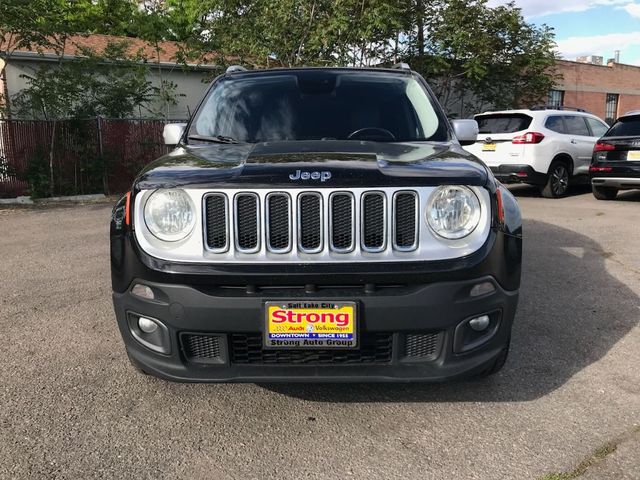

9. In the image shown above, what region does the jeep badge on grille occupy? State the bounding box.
[289,170,332,182]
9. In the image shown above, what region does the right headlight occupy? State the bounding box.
[144,189,196,242]
[426,186,481,240]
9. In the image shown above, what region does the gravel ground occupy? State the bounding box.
[0,186,638,480]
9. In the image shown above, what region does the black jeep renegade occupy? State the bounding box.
[110,65,522,382]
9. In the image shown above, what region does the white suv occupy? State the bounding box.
[464,108,609,198]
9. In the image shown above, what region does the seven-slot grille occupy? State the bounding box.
[204,189,419,255]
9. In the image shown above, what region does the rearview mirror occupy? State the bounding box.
[163,123,187,145]
[451,119,478,146]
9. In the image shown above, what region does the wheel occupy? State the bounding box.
[539,160,570,198]
[476,337,510,378]
[592,185,618,200]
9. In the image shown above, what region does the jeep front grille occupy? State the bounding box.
[135,186,492,264]
[205,188,420,258]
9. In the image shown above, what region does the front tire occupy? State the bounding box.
[540,160,570,198]
[592,185,618,200]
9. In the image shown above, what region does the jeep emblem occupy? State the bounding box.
[289,170,332,182]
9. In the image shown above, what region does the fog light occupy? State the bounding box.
[132,284,155,300]
[469,315,490,332]
[470,281,495,297]
[138,317,158,334]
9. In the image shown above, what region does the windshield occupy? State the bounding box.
[189,71,448,143]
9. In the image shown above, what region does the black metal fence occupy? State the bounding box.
[0,117,186,198]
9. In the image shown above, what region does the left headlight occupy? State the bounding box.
[426,186,481,240]
[144,189,196,242]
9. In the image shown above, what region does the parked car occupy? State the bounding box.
[110,65,522,383]
[590,111,640,200]
[464,107,609,198]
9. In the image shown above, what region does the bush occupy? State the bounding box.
[23,147,51,199]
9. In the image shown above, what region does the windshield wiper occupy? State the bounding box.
[187,134,243,144]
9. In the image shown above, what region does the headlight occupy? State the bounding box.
[144,189,196,242]
[426,186,481,239]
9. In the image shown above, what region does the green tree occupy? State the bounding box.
[10,40,183,196]
[168,0,555,114]
[12,40,182,119]
[404,0,558,115]
[2,0,557,114]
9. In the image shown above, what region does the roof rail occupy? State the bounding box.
[226,65,248,74]
[530,105,589,113]
[391,62,411,71]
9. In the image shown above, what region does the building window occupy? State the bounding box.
[548,89,564,108]
[605,93,619,125]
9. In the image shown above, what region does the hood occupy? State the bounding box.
[135,140,489,190]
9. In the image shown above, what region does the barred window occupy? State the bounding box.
[548,90,564,108]
[605,93,619,125]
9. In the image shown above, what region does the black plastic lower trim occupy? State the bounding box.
[113,275,518,382]
[490,165,547,185]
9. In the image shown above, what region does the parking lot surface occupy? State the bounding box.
[1,186,639,479]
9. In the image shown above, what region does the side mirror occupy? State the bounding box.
[451,119,478,146]
[163,123,187,145]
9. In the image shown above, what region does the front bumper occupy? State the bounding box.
[113,275,518,382]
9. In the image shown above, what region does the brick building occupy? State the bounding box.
[551,59,640,125]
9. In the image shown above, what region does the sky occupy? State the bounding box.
[487,0,640,65]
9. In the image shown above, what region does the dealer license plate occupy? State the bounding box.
[627,150,640,160]
[264,301,357,349]
[483,143,497,152]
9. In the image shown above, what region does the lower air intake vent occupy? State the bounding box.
[230,333,393,364]
[404,333,441,360]
[182,334,224,364]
